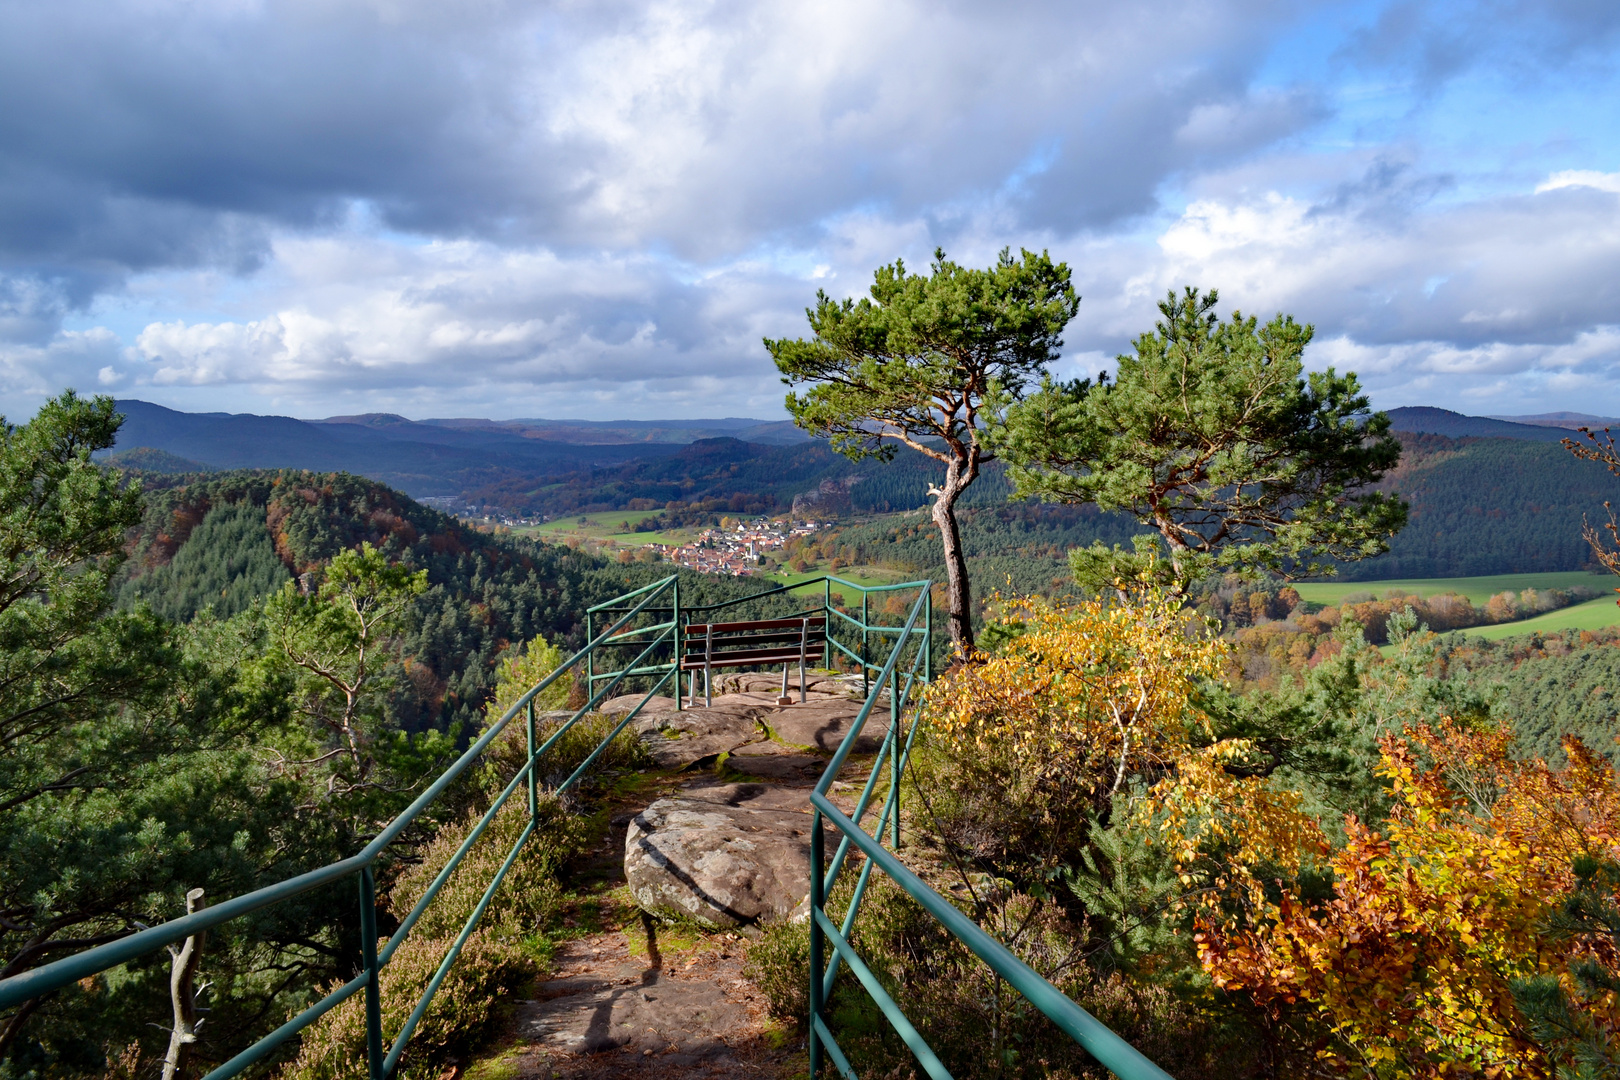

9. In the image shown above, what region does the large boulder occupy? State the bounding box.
[625,784,812,930]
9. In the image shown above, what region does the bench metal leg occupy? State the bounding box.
[799,618,809,704]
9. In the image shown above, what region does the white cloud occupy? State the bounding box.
[1536,170,1620,195]
[0,328,124,411]
[1,0,1619,421]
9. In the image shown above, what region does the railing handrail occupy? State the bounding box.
[672,574,932,616]
[0,574,681,1012]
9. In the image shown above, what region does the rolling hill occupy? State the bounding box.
[101,400,1620,581]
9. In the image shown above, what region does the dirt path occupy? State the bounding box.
[467,766,809,1079]
[462,678,888,1080]
[465,803,801,1080]
[498,920,797,1079]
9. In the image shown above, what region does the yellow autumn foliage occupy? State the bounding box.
[927,589,1225,798]
[922,586,1327,938]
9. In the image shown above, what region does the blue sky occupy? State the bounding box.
[2,0,1618,421]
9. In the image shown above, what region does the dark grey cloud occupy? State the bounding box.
[0,0,1327,277]
[1342,0,1620,87]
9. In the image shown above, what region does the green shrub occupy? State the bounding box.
[389,796,587,943]
[277,929,531,1080]
[476,710,649,797]
[745,919,811,1023]
[279,791,589,1079]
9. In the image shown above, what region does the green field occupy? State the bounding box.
[1452,594,1620,640]
[514,510,699,547]
[766,565,919,606]
[1293,571,1613,607]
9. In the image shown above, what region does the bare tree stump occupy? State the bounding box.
[161,888,206,1080]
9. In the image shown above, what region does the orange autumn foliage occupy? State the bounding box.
[1195,720,1620,1078]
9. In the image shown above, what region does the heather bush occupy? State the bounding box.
[277,929,532,1080]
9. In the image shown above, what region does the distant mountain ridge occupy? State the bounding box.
[1384,406,1572,442]
[314,412,810,446]
[107,400,689,497]
[1487,411,1620,431]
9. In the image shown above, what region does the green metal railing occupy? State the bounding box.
[583,574,936,707]
[0,574,684,1080]
[0,568,1171,1080]
[808,584,1174,1080]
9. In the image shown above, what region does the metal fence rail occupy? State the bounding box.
[807,584,1175,1080]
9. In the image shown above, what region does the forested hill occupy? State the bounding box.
[1335,432,1616,580]
[115,469,785,732]
[465,437,1004,517]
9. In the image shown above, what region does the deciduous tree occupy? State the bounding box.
[766,248,1080,653]
[1194,719,1620,1077]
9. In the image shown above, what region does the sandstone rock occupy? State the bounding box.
[711,671,854,698]
[724,741,827,783]
[625,786,812,929]
[762,698,887,753]
[634,698,769,768]
[596,693,679,716]
[517,957,751,1057]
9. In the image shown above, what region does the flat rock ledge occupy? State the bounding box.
[598,689,881,769]
[625,783,812,931]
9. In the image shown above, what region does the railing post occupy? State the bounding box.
[924,585,933,684]
[890,669,902,850]
[526,698,538,823]
[824,577,831,670]
[673,579,682,713]
[586,609,594,707]
[359,867,384,1080]
[808,810,825,1080]
[861,589,869,700]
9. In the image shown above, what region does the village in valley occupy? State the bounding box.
[651,518,826,576]
[496,508,832,578]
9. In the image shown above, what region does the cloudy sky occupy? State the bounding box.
[2,0,1618,421]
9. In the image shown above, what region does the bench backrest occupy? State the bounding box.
[681,616,827,667]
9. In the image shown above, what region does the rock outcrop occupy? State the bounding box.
[625,783,813,930]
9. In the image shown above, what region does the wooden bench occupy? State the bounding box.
[681,616,827,706]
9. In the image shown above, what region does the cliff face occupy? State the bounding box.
[791,475,864,518]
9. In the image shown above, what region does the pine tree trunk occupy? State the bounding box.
[931,466,975,657]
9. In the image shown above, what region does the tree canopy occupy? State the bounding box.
[766,247,1080,652]
[999,287,1407,591]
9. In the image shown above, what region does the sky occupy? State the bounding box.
[2,0,1619,422]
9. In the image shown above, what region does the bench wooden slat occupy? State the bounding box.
[680,634,816,650]
[680,615,828,706]
[686,617,825,635]
[680,645,827,669]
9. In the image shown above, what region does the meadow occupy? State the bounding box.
[514,509,697,547]
[765,565,916,606]
[1455,593,1620,640]
[1293,570,1613,607]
